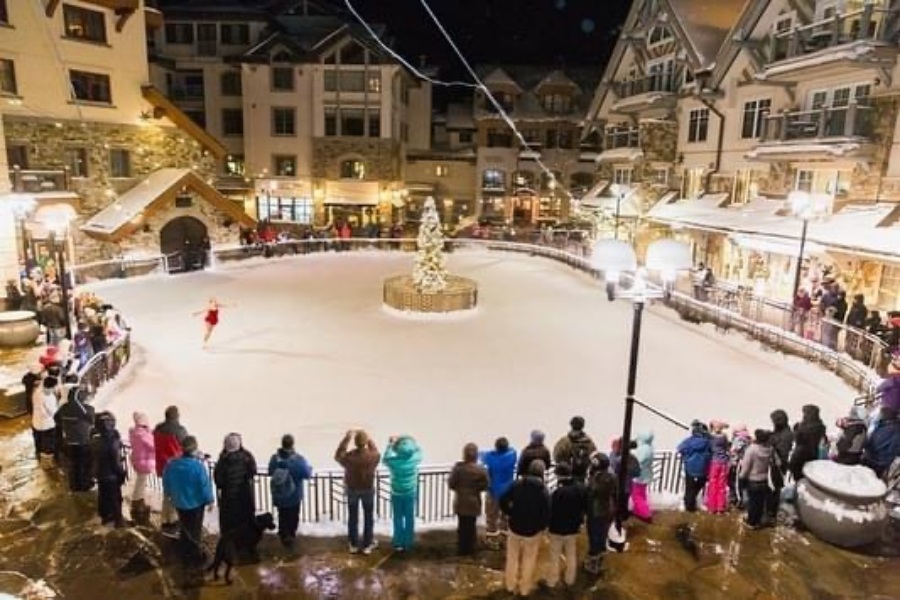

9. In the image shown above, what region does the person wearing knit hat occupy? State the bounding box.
[129,411,155,522]
[162,435,214,568]
[835,405,867,466]
[517,431,551,478]
[268,433,313,548]
[214,432,258,544]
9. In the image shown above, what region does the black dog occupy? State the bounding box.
[208,512,276,584]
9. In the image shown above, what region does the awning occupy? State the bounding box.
[730,234,826,257]
[256,179,312,197]
[324,181,379,206]
[406,182,435,194]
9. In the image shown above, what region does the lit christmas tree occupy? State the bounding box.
[412,197,448,293]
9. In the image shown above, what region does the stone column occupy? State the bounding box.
[0,114,23,302]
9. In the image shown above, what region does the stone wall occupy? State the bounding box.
[639,120,677,163]
[115,198,241,257]
[3,116,219,263]
[311,138,402,180]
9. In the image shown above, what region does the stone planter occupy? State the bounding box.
[796,460,888,548]
[0,311,40,348]
[383,275,478,314]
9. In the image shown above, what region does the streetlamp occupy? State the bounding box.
[787,190,832,300]
[608,184,628,241]
[10,196,36,269]
[592,238,692,529]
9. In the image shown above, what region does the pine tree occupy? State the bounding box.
[412,197,448,293]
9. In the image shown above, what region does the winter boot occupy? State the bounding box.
[583,555,602,575]
[131,499,150,525]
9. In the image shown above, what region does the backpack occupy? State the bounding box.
[571,441,593,477]
[270,460,297,505]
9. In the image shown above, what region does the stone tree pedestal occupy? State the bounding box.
[383,275,477,314]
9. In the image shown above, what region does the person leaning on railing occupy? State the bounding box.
[382,435,422,553]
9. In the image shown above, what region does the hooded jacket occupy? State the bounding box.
[677,429,712,478]
[163,453,214,510]
[864,416,900,476]
[878,373,900,412]
[517,442,551,477]
[92,416,125,483]
[769,410,794,473]
[480,446,517,499]
[633,432,655,484]
[792,405,826,463]
[847,296,867,329]
[553,430,598,479]
[129,424,156,475]
[835,412,867,465]
[153,418,188,476]
[267,448,313,507]
[383,436,422,496]
[214,447,258,503]
[499,475,550,537]
[739,442,773,483]
[55,390,95,445]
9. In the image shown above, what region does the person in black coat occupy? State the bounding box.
[516,430,552,477]
[91,411,126,527]
[56,387,96,491]
[499,461,550,597]
[213,433,258,555]
[847,295,867,329]
[545,462,587,588]
[789,404,826,482]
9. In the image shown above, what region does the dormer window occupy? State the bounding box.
[648,26,672,45]
[542,93,571,114]
[483,91,514,113]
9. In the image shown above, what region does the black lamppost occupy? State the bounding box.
[787,190,831,301]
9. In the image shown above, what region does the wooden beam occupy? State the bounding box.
[45,0,60,18]
[115,10,134,33]
[141,85,228,159]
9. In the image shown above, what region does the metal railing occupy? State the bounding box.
[769,6,895,62]
[77,333,132,398]
[761,103,874,142]
[614,72,678,99]
[10,168,70,193]
[122,448,685,525]
[72,255,169,285]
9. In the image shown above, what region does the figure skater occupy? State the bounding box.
[194,298,229,348]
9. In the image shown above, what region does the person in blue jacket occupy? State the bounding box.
[863,406,900,478]
[383,434,422,552]
[267,434,313,548]
[162,435,214,567]
[677,420,712,512]
[479,436,517,549]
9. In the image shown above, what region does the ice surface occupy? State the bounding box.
[88,251,858,466]
[804,460,887,499]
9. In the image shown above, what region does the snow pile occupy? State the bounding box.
[804,460,887,499]
[381,304,479,321]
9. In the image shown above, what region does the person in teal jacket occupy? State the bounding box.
[631,431,655,522]
[383,435,422,551]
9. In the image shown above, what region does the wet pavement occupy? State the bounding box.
[2,419,900,599]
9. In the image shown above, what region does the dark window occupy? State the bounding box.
[0,58,16,95]
[224,154,244,176]
[271,67,294,91]
[63,5,107,44]
[273,155,296,177]
[109,149,131,178]
[69,70,111,103]
[458,130,473,144]
[64,147,88,177]
[367,109,380,137]
[165,23,194,45]
[545,129,558,148]
[324,71,337,92]
[558,129,574,149]
[184,109,205,128]
[6,145,27,169]
[221,108,243,136]
[0,1,8,25]
[220,24,249,45]
[340,160,366,179]
[325,107,337,136]
[339,71,365,92]
[341,108,364,137]
[741,99,771,139]
[220,71,241,96]
[339,42,366,64]
[542,94,571,114]
[688,108,710,143]
[175,195,193,208]
[271,107,296,136]
[487,128,512,148]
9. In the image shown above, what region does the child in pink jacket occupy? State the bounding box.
[129,412,155,515]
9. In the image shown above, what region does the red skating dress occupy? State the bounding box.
[205,308,219,326]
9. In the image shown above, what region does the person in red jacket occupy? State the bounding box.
[154,405,189,537]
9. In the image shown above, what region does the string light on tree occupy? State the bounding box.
[412,197,448,294]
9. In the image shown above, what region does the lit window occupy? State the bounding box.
[367,73,381,93]
[482,169,505,190]
[257,196,313,224]
[224,155,245,176]
[273,155,296,177]
[70,70,111,104]
[340,160,366,179]
[63,5,107,44]
[435,165,449,177]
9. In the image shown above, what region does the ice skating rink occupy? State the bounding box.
[91,251,856,466]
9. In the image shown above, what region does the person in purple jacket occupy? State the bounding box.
[480,437,517,549]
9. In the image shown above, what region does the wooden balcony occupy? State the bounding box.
[748,103,876,161]
[762,6,898,79]
[610,73,678,114]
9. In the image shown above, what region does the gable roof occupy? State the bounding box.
[708,0,774,88]
[482,67,523,91]
[81,169,255,242]
[141,86,228,159]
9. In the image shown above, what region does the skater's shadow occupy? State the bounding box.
[207,347,325,361]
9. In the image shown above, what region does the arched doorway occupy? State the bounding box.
[160,216,208,272]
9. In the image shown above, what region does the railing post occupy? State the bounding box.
[818,107,829,137]
[832,14,842,45]
[780,113,788,141]
[789,28,800,58]
[860,2,874,40]
[846,102,858,136]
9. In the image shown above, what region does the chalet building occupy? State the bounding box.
[0,0,252,280]
[590,0,900,309]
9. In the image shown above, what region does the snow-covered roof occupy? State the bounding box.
[482,68,522,91]
[745,142,868,160]
[596,148,644,163]
[649,199,900,262]
[81,168,255,241]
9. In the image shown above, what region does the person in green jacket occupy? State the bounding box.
[383,435,422,551]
